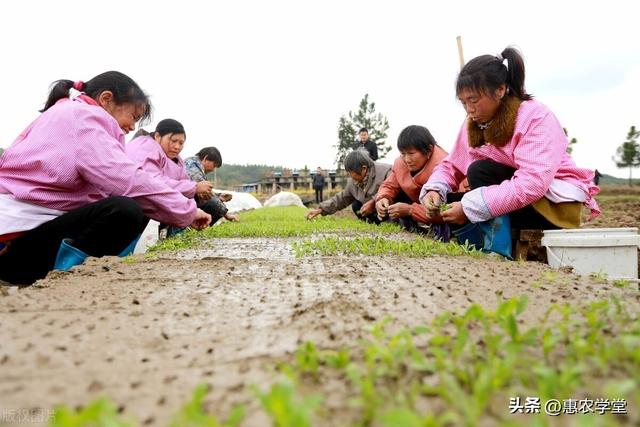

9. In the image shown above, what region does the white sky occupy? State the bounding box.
[1,0,638,178]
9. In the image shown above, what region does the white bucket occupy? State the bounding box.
[541,228,640,280]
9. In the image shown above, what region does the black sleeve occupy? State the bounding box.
[368,141,379,160]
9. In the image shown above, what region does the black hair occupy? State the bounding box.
[196,146,222,167]
[41,71,152,123]
[132,128,151,138]
[456,46,532,101]
[153,118,186,138]
[343,149,374,173]
[397,125,436,155]
[358,127,369,134]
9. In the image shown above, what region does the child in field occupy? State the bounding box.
[0,72,210,284]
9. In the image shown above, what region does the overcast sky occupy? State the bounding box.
[1,0,638,178]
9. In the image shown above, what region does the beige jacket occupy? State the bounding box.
[319,162,392,215]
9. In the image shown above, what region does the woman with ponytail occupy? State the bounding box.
[420,47,599,258]
[0,71,211,285]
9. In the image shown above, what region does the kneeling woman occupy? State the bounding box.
[0,72,210,285]
[421,47,599,257]
[374,125,449,232]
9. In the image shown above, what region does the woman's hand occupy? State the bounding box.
[388,202,412,219]
[195,180,213,196]
[224,213,239,222]
[440,202,467,225]
[197,191,213,201]
[305,208,323,220]
[375,198,390,219]
[422,191,442,219]
[190,209,212,230]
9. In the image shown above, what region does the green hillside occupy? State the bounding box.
[600,173,640,185]
[211,163,288,189]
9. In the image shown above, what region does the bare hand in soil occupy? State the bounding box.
[224,213,239,222]
[191,209,212,230]
[305,208,323,220]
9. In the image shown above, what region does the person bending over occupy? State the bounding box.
[0,72,210,285]
[184,147,238,225]
[306,149,391,222]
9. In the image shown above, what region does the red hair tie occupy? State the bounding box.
[73,81,85,91]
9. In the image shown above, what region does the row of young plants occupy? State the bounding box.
[50,295,639,427]
[148,207,401,252]
[148,206,482,259]
[291,235,481,258]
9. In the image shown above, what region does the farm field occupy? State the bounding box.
[1,185,639,427]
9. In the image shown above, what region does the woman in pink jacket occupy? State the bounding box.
[420,47,599,257]
[0,71,210,285]
[126,119,213,201]
[126,119,237,237]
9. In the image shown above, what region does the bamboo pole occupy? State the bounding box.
[456,36,465,69]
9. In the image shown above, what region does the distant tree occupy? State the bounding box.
[335,94,390,168]
[613,125,640,185]
[562,127,578,155]
[0,147,4,156]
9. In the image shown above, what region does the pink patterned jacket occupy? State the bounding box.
[0,96,197,233]
[126,136,196,199]
[420,99,599,223]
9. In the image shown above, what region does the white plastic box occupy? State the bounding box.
[541,228,640,280]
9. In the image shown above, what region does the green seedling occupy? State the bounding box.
[438,203,452,212]
[292,235,482,258]
[612,279,630,288]
[254,379,322,427]
[169,384,244,427]
[50,398,134,427]
[48,294,640,427]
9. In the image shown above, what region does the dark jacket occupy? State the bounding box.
[312,173,325,189]
[359,140,378,160]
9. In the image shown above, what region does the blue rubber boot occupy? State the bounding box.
[452,221,484,250]
[117,235,141,257]
[478,215,513,259]
[54,239,89,271]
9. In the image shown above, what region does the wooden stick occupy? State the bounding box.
[456,36,465,69]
